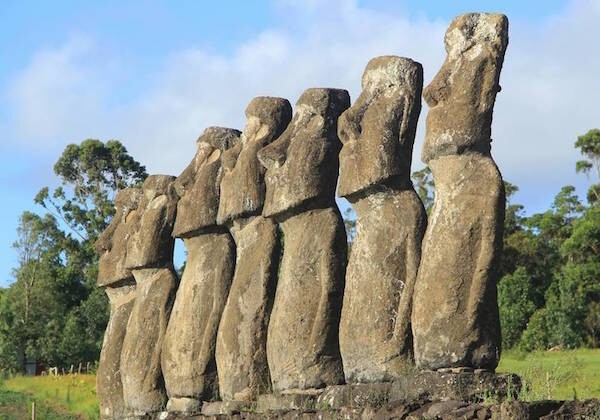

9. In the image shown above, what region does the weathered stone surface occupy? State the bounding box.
[95,188,142,287]
[214,98,289,402]
[121,175,179,414]
[256,389,324,412]
[154,396,596,419]
[493,400,564,420]
[94,188,142,419]
[388,371,520,403]
[317,372,519,410]
[217,97,292,224]
[121,267,178,414]
[165,397,202,414]
[412,13,509,371]
[162,233,234,401]
[540,399,600,420]
[125,175,178,270]
[96,284,136,419]
[413,156,505,370]
[200,400,254,416]
[258,88,349,392]
[339,189,426,382]
[337,56,427,383]
[258,88,350,218]
[421,13,509,164]
[215,216,279,401]
[172,127,240,238]
[162,127,238,405]
[406,400,490,419]
[337,56,422,197]
[265,208,347,392]
[317,382,392,409]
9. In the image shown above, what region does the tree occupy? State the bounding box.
[35,139,147,242]
[575,128,600,204]
[4,139,147,371]
[343,207,357,245]
[518,198,600,350]
[498,267,536,349]
[520,308,550,351]
[547,204,600,348]
[412,166,434,212]
[543,262,600,348]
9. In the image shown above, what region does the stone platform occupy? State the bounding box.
[156,371,520,418]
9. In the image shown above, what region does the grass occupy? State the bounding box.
[498,348,600,401]
[0,388,80,419]
[2,374,98,419]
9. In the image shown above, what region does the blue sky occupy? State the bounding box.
[1,0,597,286]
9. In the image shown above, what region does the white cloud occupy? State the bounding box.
[4,0,600,211]
[6,36,117,150]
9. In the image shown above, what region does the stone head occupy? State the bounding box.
[258,88,350,218]
[422,13,508,163]
[338,56,423,198]
[94,188,142,287]
[172,127,240,238]
[217,96,292,224]
[125,174,178,269]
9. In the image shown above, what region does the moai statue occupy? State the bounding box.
[215,98,292,401]
[412,13,509,371]
[120,175,179,415]
[161,127,239,412]
[258,88,350,392]
[337,56,427,382]
[94,188,141,419]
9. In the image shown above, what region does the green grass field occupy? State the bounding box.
[497,348,600,401]
[1,374,97,419]
[0,349,598,418]
[0,388,81,420]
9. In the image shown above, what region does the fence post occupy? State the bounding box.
[31,401,36,420]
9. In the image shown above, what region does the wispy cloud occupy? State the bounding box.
[6,36,117,150]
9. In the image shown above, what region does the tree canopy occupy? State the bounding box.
[0,139,146,372]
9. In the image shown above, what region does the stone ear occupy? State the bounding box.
[257,130,290,170]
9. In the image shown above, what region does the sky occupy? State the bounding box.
[1,0,598,286]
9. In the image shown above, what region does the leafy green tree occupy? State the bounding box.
[35,139,147,242]
[544,262,600,348]
[543,205,600,348]
[584,301,600,348]
[412,166,434,212]
[519,201,600,350]
[4,139,147,370]
[560,205,600,263]
[4,212,71,370]
[575,128,600,204]
[520,186,584,305]
[498,267,537,349]
[520,308,550,351]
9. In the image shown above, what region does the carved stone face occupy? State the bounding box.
[172,127,240,238]
[338,56,422,198]
[216,96,292,224]
[94,188,142,287]
[125,175,178,270]
[258,88,350,218]
[422,13,508,164]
